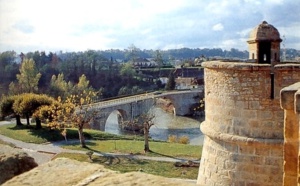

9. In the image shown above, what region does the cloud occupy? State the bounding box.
[0,0,299,53]
[212,23,224,31]
[13,21,34,34]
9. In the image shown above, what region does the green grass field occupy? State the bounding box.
[0,123,202,179]
[54,152,199,179]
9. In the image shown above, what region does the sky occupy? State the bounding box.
[0,0,300,53]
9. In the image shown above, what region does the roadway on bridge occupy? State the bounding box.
[93,89,202,108]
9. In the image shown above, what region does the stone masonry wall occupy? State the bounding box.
[280,82,300,186]
[197,61,300,185]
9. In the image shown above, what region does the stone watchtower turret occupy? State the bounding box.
[197,22,300,185]
[247,21,282,64]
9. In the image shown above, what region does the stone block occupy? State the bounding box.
[237,163,254,172]
[242,110,258,118]
[246,181,264,186]
[238,145,254,155]
[254,147,270,156]
[232,119,245,127]
[258,110,273,119]
[240,171,255,180]
[265,157,282,167]
[215,156,225,168]
[249,101,261,109]
[270,148,283,157]
[283,175,298,186]
[249,156,264,165]
[261,121,274,129]
[227,108,241,117]
[236,100,248,109]
[216,149,229,157]
[280,82,300,110]
[249,120,259,128]
[224,160,236,169]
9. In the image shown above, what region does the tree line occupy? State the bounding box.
[1,47,297,97]
[0,50,156,98]
[0,57,158,150]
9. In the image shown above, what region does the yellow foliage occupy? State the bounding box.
[168,135,190,144]
[168,135,177,143]
[178,136,190,144]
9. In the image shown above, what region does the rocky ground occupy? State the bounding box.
[3,157,197,186]
[0,144,197,186]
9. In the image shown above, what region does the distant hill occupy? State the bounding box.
[71,48,299,62]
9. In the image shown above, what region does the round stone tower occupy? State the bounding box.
[197,22,300,185]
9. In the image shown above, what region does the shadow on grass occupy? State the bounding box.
[149,150,189,161]
[84,146,149,166]
[7,124,32,130]
[7,124,74,142]
[150,150,176,158]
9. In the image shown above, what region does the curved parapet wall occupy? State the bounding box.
[197,61,300,185]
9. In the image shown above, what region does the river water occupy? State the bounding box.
[105,107,205,146]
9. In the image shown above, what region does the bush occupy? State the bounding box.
[167,135,177,143]
[168,135,190,144]
[178,136,190,144]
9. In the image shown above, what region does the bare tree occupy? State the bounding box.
[141,113,155,152]
[121,112,155,153]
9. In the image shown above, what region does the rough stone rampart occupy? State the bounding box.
[197,61,300,185]
[280,82,300,186]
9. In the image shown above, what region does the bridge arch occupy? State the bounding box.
[155,96,176,115]
[104,109,128,133]
[89,90,203,131]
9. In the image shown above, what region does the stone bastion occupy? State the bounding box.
[197,61,300,185]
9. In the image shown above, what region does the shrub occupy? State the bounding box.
[178,136,190,144]
[168,135,177,143]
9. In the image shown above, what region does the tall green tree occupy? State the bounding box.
[0,95,22,125]
[0,51,19,94]
[72,74,97,98]
[120,63,136,78]
[49,73,69,99]
[165,71,176,90]
[126,44,139,62]
[15,58,41,93]
[154,50,163,68]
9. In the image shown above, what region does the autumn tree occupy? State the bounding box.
[40,75,98,147]
[12,93,55,128]
[66,91,97,147]
[10,58,41,94]
[34,98,74,140]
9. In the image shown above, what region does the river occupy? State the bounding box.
[105,107,205,146]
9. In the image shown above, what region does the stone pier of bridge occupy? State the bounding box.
[87,90,203,131]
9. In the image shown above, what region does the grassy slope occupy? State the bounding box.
[0,123,202,179]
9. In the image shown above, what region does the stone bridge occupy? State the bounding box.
[88,90,203,131]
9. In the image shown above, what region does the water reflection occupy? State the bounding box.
[105,107,204,145]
